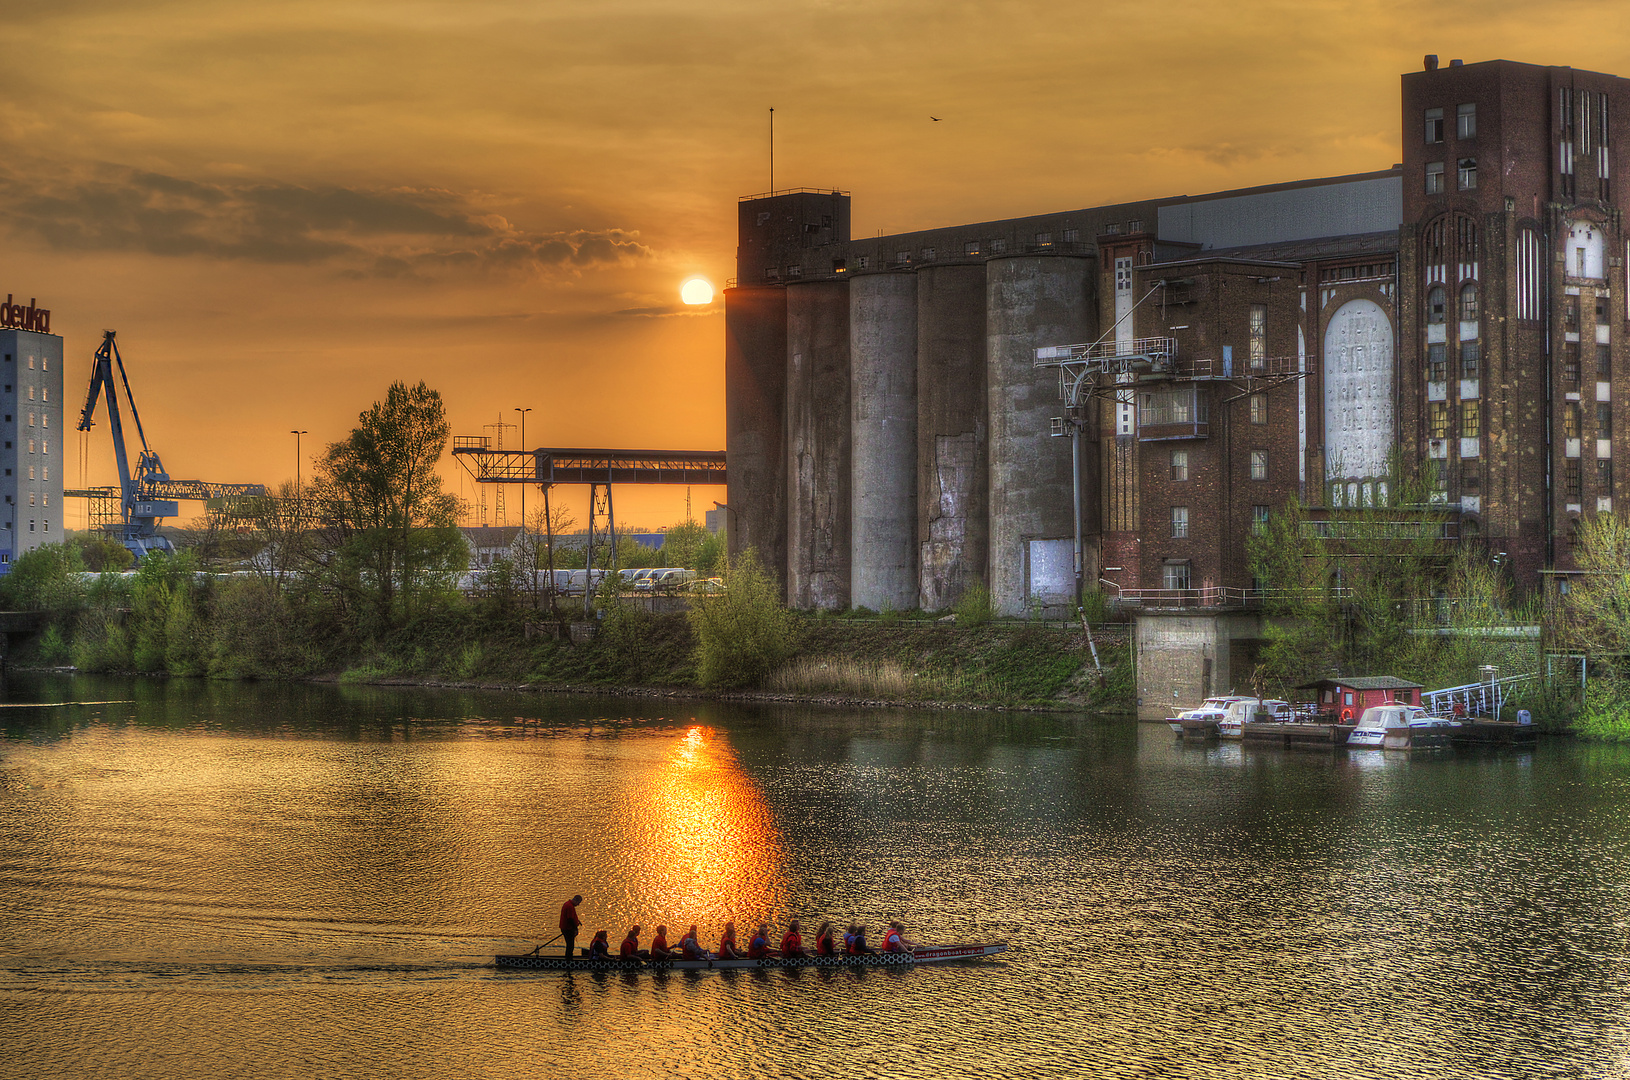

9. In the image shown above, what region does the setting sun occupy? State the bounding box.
[680,277,714,305]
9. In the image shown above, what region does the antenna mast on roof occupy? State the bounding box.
[769,107,775,195]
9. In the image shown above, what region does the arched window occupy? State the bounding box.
[1427,286,1447,323]
[1460,283,1478,322]
[1460,516,1481,540]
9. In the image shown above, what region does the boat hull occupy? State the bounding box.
[494,943,1006,972]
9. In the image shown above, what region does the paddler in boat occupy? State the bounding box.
[781,920,807,958]
[619,925,648,961]
[746,924,774,959]
[813,921,837,956]
[587,930,612,958]
[678,925,709,960]
[847,924,876,955]
[716,921,742,959]
[881,921,917,953]
[559,894,583,958]
[648,925,673,959]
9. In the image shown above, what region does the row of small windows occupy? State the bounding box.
[1167,504,1271,541]
[1424,104,1476,144]
[1425,158,1476,194]
[1562,459,1614,500]
[1320,262,1395,282]
[1560,342,1613,383]
[1426,283,1479,323]
[1428,400,1482,438]
[1559,402,1615,439]
[1425,341,1480,381]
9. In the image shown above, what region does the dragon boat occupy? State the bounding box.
[494,942,1006,972]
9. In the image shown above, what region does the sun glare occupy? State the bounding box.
[680,277,714,305]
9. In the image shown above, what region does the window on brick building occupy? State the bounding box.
[1128,220,1144,234]
[1249,394,1267,424]
[1430,400,1451,437]
[1061,229,1079,243]
[1427,286,1447,324]
[1567,459,1583,499]
[1103,222,1120,235]
[895,250,911,265]
[1425,107,1445,144]
[1599,343,1612,377]
[1249,304,1267,368]
[1565,402,1582,438]
[1599,457,1613,493]
[1565,295,1579,330]
[1597,296,1610,321]
[1461,400,1480,439]
[919,248,935,262]
[963,240,980,256]
[1457,103,1477,140]
[1461,340,1479,378]
[1458,158,1478,190]
[1462,469,1480,492]
[1428,342,1447,382]
[855,255,869,269]
[1426,161,1445,194]
[989,238,1007,254]
[1162,562,1192,591]
[1565,342,1582,384]
[1460,283,1478,321]
[1171,506,1189,539]
[1252,505,1270,535]
[1033,232,1052,248]
[1250,450,1268,480]
[1600,402,1614,438]
[1170,450,1189,481]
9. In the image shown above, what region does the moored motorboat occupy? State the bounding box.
[1166,696,1252,735]
[1217,698,1294,740]
[494,942,1007,972]
[1346,704,1458,749]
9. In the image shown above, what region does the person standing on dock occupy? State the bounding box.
[559,895,583,957]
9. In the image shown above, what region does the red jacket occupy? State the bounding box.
[883,928,904,952]
[620,935,639,957]
[781,931,802,954]
[559,900,580,933]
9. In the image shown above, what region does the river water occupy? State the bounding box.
[2,675,1629,1079]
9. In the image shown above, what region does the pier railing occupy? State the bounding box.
[1421,673,1537,719]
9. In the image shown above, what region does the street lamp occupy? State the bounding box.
[290,430,308,497]
[514,407,532,532]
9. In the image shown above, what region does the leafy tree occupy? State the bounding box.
[688,547,796,688]
[659,519,725,573]
[315,381,459,630]
[69,532,135,573]
[0,543,87,611]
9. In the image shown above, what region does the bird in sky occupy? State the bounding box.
[930,116,942,121]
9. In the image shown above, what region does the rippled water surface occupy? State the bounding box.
[4,675,1630,1079]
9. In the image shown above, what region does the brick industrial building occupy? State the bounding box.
[724,56,1629,617]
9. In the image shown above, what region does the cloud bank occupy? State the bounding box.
[0,161,652,279]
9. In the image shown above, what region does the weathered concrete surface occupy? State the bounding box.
[850,272,919,612]
[986,256,1093,616]
[1133,609,1267,720]
[916,263,989,611]
[786,278,852,610]
[724,286,789,585]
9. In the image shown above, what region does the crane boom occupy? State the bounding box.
[76,330,266,559]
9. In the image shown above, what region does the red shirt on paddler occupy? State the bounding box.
[560,898,581,933]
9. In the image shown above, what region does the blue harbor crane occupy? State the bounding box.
[72,330,266,559]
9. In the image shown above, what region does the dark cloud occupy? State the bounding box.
[0,160,652,278]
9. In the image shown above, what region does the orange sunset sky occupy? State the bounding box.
[4,0,1627,530]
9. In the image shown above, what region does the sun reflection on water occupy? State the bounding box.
[635,725,787,929]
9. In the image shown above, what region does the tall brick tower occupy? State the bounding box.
[1398,57,1630,583]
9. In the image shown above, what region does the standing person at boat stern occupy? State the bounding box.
[559,895,583,957]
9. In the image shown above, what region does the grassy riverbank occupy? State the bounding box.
[329,611,1132,711]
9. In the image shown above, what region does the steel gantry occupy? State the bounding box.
[450,439,726,612]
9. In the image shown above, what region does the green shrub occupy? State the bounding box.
[953,583,993,628]
[36,625,70,665]
[688,547,797,688]
[1576,677,1630,740]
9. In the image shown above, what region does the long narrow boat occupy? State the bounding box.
[494,942,1006,972]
